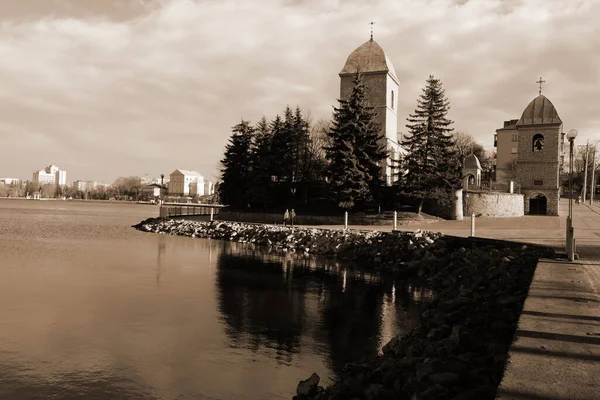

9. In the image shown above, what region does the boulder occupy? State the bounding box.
[297,373,320,399]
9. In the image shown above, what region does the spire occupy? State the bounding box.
[369,21,375,41]
[536,77,546,95]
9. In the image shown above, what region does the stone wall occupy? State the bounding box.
[463,191,524,218]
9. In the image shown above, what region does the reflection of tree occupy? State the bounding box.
[215,253,307,361]
[214,243,429,377]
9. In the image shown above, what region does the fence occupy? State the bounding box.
[159,202,224,218]
[465,181,522,194]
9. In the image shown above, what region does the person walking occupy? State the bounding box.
[577,195,582,205]
[283,209,290,226]
[290,209,296,227]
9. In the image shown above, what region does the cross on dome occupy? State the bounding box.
[536,77,546,95]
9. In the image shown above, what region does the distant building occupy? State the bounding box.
[168,169,205,196]
[141,183,162,198]
[33,165,67,187]
[204,181,215,196]
[72,180,109,191]
[0,178,20,185]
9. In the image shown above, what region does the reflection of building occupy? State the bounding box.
[168,169,205,196]
[32,165,67,187]
[339,35,403,185]
[494,93,564,215]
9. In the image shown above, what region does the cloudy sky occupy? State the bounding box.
[0,0,598,183]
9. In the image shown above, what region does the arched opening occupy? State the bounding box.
[391,91,394,109]
[532,134,544,152]
[529,194,547,215]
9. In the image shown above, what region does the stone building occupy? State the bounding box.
[494,94,565,215]
[339,36,402,185]
[462,153,482,189]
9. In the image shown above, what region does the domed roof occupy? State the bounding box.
[339,39,398,83]
[463,154,482,170]
[516,95,562,126]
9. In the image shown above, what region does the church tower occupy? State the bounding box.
[339,36,400,185]
[515,94,564,216]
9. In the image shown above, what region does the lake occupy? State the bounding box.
[0,200,426,400]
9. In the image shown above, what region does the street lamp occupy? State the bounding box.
[566,128,578,261]
[588,140,600,205]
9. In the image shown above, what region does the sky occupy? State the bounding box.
[0,0,599,183]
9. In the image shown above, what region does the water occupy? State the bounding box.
[0,200,427,400]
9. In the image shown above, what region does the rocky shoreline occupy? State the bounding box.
[132,218,554,400]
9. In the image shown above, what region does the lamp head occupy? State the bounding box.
[567,129,578,140]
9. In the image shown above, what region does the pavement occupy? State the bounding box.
[306,199,600,400]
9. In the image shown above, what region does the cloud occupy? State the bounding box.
[0,0,599,182]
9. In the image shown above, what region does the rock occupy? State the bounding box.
[429,372,460,385]
[297,373,320,398]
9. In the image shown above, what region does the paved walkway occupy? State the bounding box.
[495,200,600,400]
[307,199,600,400]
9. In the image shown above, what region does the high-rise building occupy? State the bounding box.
[32,165,67,187]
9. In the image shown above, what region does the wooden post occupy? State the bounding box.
[210,208,214,221]
[344,211,348,230]
[393,211,398,231]
[470,213,475,237]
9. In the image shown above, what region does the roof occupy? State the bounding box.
[171,169,203,177]
[339,39,398,83]
[463,154,482,170]
[516,95,562,126]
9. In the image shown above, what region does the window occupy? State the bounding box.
[534,180,543,185]
[512,134,518,142]
[391,91,394,109]
[532,134,544,152]
[511,147,517,154]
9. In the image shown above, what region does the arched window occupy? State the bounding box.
[391,91,394,109]
[532,134,544,152]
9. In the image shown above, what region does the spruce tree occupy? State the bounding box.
[248,117,274,210]
[400,75,460,213]
[219,120,254,208]
[325,72,386,209]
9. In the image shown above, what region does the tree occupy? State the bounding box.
[400,75,460,213]
[248,116,274,209]
[325,72,384,209]
[219,119,254,208]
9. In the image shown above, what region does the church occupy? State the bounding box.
[494,85,566,216]
[338,33,403,186]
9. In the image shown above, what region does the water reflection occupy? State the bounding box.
[0,200,432,399]
[214,243,428,379]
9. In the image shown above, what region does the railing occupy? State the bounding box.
[465,181,521,194]
[159,202,225,218]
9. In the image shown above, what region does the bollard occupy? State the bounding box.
[344,211,348,230]
[393,211,398,231]
[210,208,214,221]
[470,213,475,237]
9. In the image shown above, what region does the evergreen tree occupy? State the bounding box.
[219,120,254,208]
[269,114,286,181]
[248,116,274,209]
[400,75,460,213]
[324,72,386,209]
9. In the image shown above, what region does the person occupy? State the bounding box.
[283,209,290,226]
[577,195,582,205]
[290,209,296,227]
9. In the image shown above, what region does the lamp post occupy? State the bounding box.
[589,140,600,205]
[583,140,589,202]
[566,129,578,261]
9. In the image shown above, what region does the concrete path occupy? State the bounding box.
[306,199,600,400]
[495,200,600,400]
